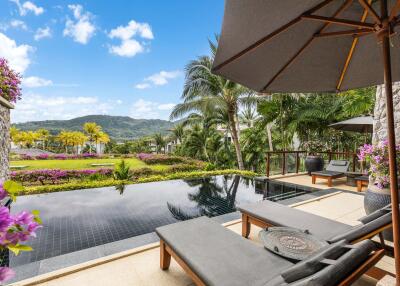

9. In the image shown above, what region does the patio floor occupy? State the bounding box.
[12,191,393,286]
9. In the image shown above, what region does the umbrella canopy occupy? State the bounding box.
[329,115,373,132]
[212,0,400,93]
[213,0,400,283]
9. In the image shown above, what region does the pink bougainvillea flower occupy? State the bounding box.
[0,267,15,283]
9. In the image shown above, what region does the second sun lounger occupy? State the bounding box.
[238,200,392,244]
[311,160,350,187]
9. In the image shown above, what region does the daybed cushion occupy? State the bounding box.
[311,170,344,177]
[238,200,352,240]
[265,240,376,286]
[156,216,294,286]
[326,160,350,172]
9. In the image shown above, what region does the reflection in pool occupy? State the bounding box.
[10,175,314,266]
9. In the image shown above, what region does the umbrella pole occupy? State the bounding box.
[381,3,400,283]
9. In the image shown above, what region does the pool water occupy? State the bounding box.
[10,175,314,266]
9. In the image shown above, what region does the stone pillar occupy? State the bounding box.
[0,97,13,182]
[372,82,400,144]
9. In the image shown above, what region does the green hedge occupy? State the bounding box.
[22,170,258,195]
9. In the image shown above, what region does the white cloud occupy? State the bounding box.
[108,20,153,57]
[10,20,27,30]
[0,32,33,74]
[130,99,176,119]
[11,93,116,122]
[0,19,27,31]
[22,76,52,88]
[34,26,51,41]
[134,83,151,89]
[63,4,95,44]
[10,0,44,16]
[135,70,182,89]
[158,103,176,110]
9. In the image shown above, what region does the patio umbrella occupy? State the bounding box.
[329,115,373,132]
[212,0,400,282]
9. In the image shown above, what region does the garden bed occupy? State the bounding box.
[18,170,258,195]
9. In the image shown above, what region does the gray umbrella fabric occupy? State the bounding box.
[212,0,399,93]
[329,116,373,132]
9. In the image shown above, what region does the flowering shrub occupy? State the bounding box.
[136,153,194,165]
[0,58,22,103]
[11,168,114,185]
[358,139,400,189]
[19,153,101,160]
[0,181,41,283]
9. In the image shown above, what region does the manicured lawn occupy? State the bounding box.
[10,158,168,171]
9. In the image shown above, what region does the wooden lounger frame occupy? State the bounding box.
[356,179,369,192]
[159,238,385,286]
[312,173,345,187]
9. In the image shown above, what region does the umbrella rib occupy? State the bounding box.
[212,0,336,72]
[301,15,375,29]
[358,0,382,24]
[315,28,373,37]
[336,0,372,91]
[261,0,353,92]
[389,0,400,21]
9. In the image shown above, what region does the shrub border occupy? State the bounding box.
[22,170,258,195]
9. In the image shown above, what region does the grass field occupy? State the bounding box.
[9,158,168,171]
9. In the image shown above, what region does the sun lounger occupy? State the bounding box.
[156,217,384,286]
[311,160,350,187]
[238,200,392,244]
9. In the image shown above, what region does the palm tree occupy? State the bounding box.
[240,106,258,128]
[83,122,101,153]
[57,131,74,153]
[171,123,184,144]
[35,128,50,150]
[170,38,259,170]
[154,133,165,154]
[70,131,87,154]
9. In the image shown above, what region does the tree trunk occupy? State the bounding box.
[228,110,244,170]
[266,123,274,151]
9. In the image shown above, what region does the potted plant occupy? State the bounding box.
[303,141,324,175]
[358,140,400,240]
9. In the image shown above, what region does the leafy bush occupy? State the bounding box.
[136,153,190,165]
[168,163,202,173]
[11,168,113,185]
[113,160,132,180]
[22,170,258,195]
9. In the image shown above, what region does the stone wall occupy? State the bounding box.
[0,103,11,182]
[372,83,400,144]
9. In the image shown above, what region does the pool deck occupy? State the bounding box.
[11,188,394,286]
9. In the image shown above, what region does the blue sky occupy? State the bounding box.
[0,0,224,123]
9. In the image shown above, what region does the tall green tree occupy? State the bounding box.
[170,38,259,170]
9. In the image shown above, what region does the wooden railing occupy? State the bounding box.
[265,150,359,177]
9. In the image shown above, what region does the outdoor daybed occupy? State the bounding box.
[156,217,384,286]
[311,160,350,187]
[238,201,392,246]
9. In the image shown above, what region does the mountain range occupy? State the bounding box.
[13,115,177,141]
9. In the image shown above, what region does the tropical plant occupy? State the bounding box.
[170,38,260,170]
[0,58,22,103]
[240,125,269,172]
[35,129,50,150]
[171,123,185,144]
[153,133,166,154]
[113,160,131,180]
[0,181,41,284]
[83,122,101,154]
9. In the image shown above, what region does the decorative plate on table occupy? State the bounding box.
[259,226,328,261]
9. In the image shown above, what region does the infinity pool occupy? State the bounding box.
[10,175,315,266]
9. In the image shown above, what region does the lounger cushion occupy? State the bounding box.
[326,160,349,172]
[288,240,376,286]
[156,217,294,286]
[358,204,391,224]
[238,200,352,240]
[265,240,376,286]
[328,212,392,243]
[280,240,348,283]
[311,170,344,177]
